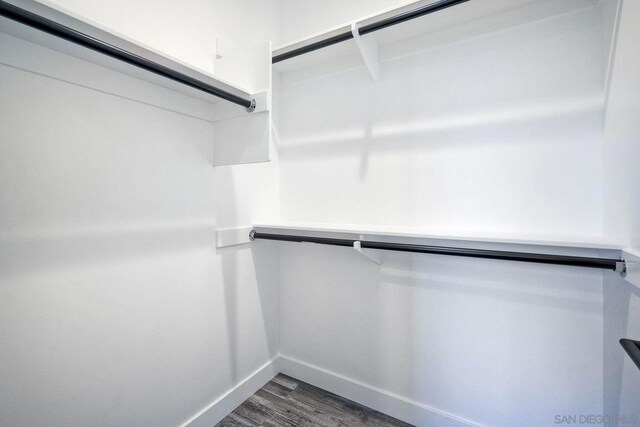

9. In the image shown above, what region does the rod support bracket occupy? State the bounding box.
[351,23,380,82]
[354,240,382,264]
[616,260,627,277]
[249,229,256,241]
[245,98,256,113]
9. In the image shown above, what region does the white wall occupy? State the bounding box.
[603,0,640,250]
[602,0,640,422]
[275,2,610,426]
[279,245,605,427]
[278,4,605,236]
[0,1,280,426]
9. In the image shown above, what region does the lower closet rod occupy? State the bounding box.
[249,230,626,274]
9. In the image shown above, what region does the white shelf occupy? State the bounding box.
[253,221,624,252]
[1,0,273,166]
[1,0,261,109]
[273,0,602,80]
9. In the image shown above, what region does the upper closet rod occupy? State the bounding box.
[272,0,470,63]
[0,0,256,111]
[250,230,627,274]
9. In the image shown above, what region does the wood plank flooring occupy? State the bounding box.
[215,374,414,427]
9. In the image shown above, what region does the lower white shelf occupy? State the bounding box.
[252,222,624,251]
[252,222,629,276]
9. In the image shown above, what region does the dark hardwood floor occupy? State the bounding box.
[215,374,414,427]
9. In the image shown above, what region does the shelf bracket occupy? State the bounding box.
[218,227,253,248]
[351,23,379,82]
[353,240,382,264]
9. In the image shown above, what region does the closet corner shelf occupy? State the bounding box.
[271,0,602,76]
[0,0,263,112]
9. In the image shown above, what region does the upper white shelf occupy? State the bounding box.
[0,0,263,111]
[0,0,273,166]
[253,221,624,252]
[272,0,602,79]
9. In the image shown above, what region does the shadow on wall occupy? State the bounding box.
[0,220,217,282]
[214,165,278,387]
[250,240,279,359]
[603,275,640,423]
[214,165,241,386]
[278,95,602,162]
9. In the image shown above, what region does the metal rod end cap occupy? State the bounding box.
[616,260,627,277]
[246,99,256,113]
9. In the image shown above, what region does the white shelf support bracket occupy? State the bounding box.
[217,226,253,248]
[351,23,380,82]
[353,240,382,265]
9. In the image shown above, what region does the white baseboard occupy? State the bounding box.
[183,355,482,427]
[182,357,280,427]
[279,355,482,427]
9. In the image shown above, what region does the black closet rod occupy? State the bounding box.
[272,0,471,64]
[250,231,626,273]
[0,0,256,111]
